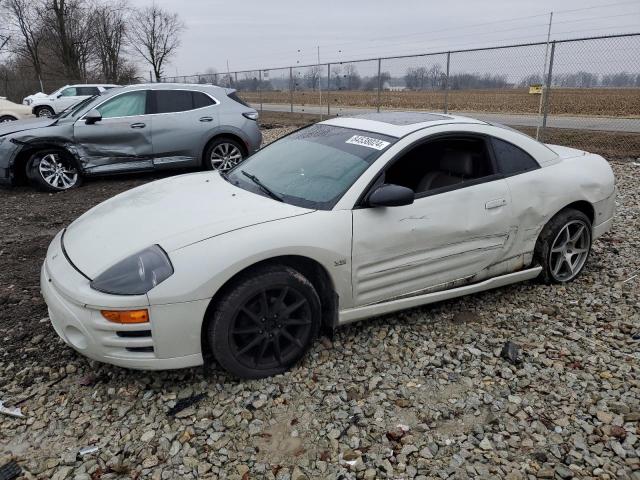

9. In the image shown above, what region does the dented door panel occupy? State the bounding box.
[73,115,154,173]
[351,179,514,306]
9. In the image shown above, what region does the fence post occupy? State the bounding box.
[259,70,263,113]
[541,41,556,141]
[289,67,293,113]
[444,51,451,114]
[234,72,238,87]
[376,58,382,113]
[327,63,331,116]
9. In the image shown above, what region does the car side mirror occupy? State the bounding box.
[368,184,415,207]
[56,94,63,99]
[84,109,102,125]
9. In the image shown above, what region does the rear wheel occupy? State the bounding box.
[203,138,245,172]
[207,266,321,379]
[0,115,17,122]
[34,106,55,117]
[534,209,592,284]
[26,149,82,192]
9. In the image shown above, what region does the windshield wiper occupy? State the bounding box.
[241,170,282,202]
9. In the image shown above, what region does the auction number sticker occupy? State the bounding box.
[346,135,390,150]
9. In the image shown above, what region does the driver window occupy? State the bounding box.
[384,136,496,196]
[60,87,77,97]
[97,91,147,119]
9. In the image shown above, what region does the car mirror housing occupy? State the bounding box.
[84,109,102,125]
[368,184,415,208]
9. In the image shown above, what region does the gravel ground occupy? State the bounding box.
[0,127,638,480]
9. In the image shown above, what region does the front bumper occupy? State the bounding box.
[41,231,206,370]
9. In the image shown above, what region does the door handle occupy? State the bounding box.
[130,123,146,129]
[199,117,213,122]
[485,198,507,210]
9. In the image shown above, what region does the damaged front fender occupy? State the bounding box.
[0,122,80,185]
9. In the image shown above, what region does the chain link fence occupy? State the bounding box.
[162,33,640,158]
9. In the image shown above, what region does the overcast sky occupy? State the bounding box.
[129,0,639,76]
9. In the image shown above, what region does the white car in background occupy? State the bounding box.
[41,112,616,379]
[23,84,119,117]
[0,97,34,122]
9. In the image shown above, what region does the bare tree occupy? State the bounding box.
[343,63,361,90]
[3,0,46,90]
[43,0,95,81]
[428,64,442,89]
[304,65,321,90]
[128,5,184,81]
[330,64,342,89]
[91,0,128,83]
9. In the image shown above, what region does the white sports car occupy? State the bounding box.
[41,112,616,378]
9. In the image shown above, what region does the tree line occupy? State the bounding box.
[178,63,640,94]
[0,0,184,100]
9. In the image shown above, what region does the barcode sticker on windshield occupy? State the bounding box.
[346,135,390,150]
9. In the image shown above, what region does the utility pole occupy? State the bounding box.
[536,12,553,140]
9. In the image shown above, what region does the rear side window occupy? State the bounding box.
[155,90,193,113]
[153,90,216,113]
[228,92,250,107]
[491,137,539,175]
[76,87,100,96]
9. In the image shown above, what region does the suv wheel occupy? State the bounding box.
[204,138,245,172]
[535,208,592,284]
[26,150,82,192]
[0,115,17,122]
[207,266,321,379]
[34,106,55,117]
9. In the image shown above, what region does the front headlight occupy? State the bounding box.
[90,245,174,295]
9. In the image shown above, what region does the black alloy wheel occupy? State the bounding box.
[207,266,321,378]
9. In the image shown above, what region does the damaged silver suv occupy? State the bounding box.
[0,83,262,192]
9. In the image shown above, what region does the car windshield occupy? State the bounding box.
[57,95,99,119]
[226,124,397,209]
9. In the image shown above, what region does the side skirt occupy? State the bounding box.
[338,266,542,325]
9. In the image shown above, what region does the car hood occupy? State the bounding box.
[25,92,48,100]
[0,117,57,137]
[63,172,314,279]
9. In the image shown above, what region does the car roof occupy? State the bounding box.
[69,84,119,87]
[321,112,488,138]
[125,83,227,93]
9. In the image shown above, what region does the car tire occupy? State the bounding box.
[534,208,592,284]
[0,115,17,122]
[26,149,83,192]
[34,106,55,117]
[207,266,321,379]
[203,137,246,172]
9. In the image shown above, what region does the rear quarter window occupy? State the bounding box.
[228,92,250,107]
[491,137,540,175]
[193,91,215,108]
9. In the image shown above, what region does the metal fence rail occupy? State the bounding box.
[163,33,640,157]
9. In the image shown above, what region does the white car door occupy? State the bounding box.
[351,135,515,307]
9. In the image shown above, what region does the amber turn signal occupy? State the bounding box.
[101,309,149,324]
